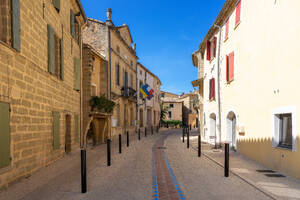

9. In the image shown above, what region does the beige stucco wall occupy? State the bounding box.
[200,0,300,179]
[163,101,182,121]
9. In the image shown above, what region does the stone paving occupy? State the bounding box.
[1,128,300,200]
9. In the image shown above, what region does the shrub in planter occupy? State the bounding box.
[90,95,115,113]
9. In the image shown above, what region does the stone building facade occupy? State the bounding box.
[83,9,138,139]
[0,0,86,189]
[161,92,183,122]
[180,91,199,127]
[82,44,111,146]
[137,63,161,131]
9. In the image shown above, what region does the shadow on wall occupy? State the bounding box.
[237,136,300,180]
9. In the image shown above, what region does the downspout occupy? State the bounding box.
[214,24,222,147]
[107,26,111,100]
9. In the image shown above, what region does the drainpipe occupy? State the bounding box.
[213,24,222,148]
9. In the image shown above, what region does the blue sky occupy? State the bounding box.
[82,0,225,95]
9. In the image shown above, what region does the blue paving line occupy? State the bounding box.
[152,147,159,200]
[163,150,186,200]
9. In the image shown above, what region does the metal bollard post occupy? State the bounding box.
[127,131,129,147]
[107,139,111,166]
[119,134,122,154]
[225,143,229,177]
[198,135,201,157]
[190,124,191,131]
[187,129,189,148]
[81,149,87,193]
[145,127,147,137]
[151,126,153,135]
[138,128,141,140]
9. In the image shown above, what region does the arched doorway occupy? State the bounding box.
[227,111,237,150]
[209,113,216,145]
[139,108,144,128]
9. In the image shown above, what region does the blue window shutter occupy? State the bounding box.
[47,24,55,74]
[60,39,64,80]
[12,0,20,51]
[70,10,75,37]
[0,102,10,168]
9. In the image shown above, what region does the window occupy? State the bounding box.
[130,74,133,89]
[206,40,211,61]
[48,24,64,80]
[235,0,241,26]
[0,0,20,51]
[52,0,60,12]
[209,78,215,100]
[278,114,292,149]
[168,111,172,119]
[225,18,229,40]
[170,104,174,108]
[116,104,120,126]
[130,60,133,67]
[130,107,134,126]
[91,84,97,96]
[70,9,80,45]
[116,62,120,86]
[116,45,120,53]
[226,52,234,82]
[52,111,60,150]
[272,107,297,151]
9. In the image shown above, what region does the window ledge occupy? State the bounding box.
[234,21,241,30]
[209,57,215,64]
[227,79,234,84]
[274,146,293,152]
[224,37,229,43]
[0,40,18,53]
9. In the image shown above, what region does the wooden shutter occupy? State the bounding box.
[48,24,55,74]
[75,114,79,143]
[229,52,234,81]
[206,40,211,61]
[225,18,229,39]
[0,102,10,168]
[70,10,75,37]
[213,37,217,58]
[235,0,241,26]
[53,111,60,150]
[74,58,81,91]
[212,78,215,99]
[12,0,20,51]
[52,0,60,11]
[60,39,64,80]
[226,55,229,82]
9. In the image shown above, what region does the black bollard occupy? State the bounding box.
[127,131,129,147]
[190,124,192,131]
[151,126,153,135]
[182,128,185,143]
[187,129,189,148]
[107,139,111,166]
[138,128,141,140]
[145,127,147,137]
[225,143,229,177]
[81,149,87,193]
[198,135,201,157]
[119,134,122,154]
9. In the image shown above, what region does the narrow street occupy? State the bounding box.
[0,129,286,200]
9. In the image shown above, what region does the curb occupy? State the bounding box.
[189,142,278,200]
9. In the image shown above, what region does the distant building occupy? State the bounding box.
[137,63,161,130]
[83,9,138,140]
[179,91,199,127]
[161,92,183,122]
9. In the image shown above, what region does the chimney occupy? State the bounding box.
[133,43,136,51]
[106,8,113,26]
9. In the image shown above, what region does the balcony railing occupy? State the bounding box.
[121,87,136,99]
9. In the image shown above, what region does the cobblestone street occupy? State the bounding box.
[1,129,300,200]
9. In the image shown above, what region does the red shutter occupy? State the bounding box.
[225,18,229,39]
[206,40,211,61]
[235,0,241,26]
[229,52,234,81]
[213,37,217,58]
[212,78,215,99]
[226,55,229,82]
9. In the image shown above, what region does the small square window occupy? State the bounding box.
[170,104,174,108]
[278,113,292,149]
[168,111,172,119]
